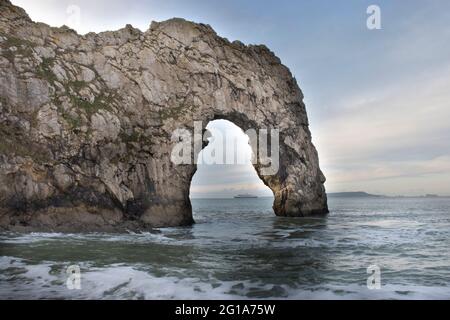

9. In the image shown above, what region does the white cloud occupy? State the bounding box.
[315,64,450,194]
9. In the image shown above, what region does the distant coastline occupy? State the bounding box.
[327,191,382,198]
[327,191,450,199]
[190,196,274,200]
[191,192,450,200]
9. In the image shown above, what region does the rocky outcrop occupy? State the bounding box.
[0,0,328,232]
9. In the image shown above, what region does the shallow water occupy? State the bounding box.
[1,197,449,299]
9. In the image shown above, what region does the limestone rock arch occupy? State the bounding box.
[0,1,327,231]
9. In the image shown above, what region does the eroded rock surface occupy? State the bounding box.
[0,0,328,232]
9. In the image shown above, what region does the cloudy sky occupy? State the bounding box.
[12,0,450,197]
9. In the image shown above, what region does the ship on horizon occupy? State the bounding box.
[234,194,258,199]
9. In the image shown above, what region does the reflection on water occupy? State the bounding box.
[0,197,450,299]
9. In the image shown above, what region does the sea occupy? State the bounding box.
[1,197,449,299]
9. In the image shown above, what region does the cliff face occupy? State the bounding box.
[0,0,328,232]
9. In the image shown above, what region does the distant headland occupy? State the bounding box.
[327,192,382,198]
[327,192,449,198]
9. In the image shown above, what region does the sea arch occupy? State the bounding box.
[0,3,327,230]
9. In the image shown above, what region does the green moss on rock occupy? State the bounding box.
[160,104,197,121]
[69,92,116,117]
[0,34,35,63]
[0,122,50,162]
[36,57,57,83]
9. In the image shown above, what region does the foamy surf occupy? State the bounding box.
[1,256,449,300]
[1,197,449,299]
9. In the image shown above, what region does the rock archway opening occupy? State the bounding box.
[189,119,274,214]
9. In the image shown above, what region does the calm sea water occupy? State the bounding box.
[1,197,449,299]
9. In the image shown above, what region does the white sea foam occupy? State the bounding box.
[1,256,450,300]
[1,198,449,299]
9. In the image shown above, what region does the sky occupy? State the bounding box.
[11,0,450,197]
[191,120,273,198]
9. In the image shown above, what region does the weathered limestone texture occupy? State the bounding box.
[0,0,327,231]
